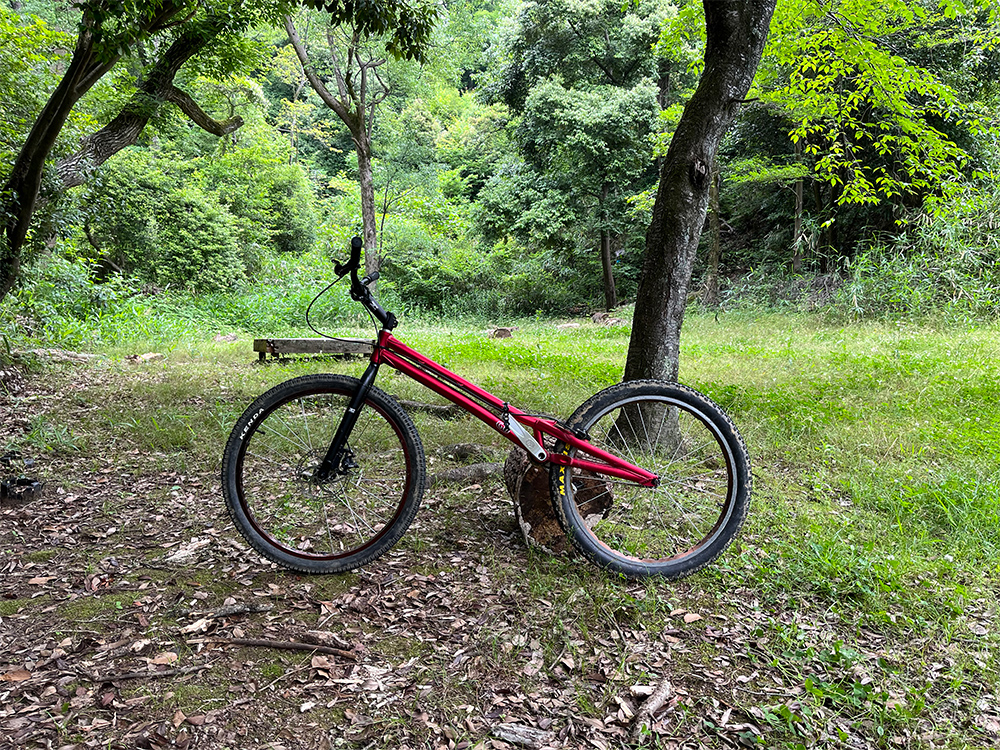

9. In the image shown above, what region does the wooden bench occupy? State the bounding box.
[253,338,374,362]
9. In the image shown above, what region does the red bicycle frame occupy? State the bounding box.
[372,330,658,488]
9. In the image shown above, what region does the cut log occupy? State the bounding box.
[503,448,569,555]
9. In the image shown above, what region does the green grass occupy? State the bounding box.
[4,309,1000,748]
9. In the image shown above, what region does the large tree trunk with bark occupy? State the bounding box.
[623,1,775,384]
[0,17,107,301]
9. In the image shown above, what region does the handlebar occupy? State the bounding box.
[335,237,396,331]
[334,236,364,277]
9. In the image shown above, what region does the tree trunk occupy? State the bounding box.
[702,158,721,306]
[600,228,616,311]
[599,183,617,311]
[0,19,107,301]
[791,138,804,274]
[623,1,776,384]
[284,14,388,290]
[0,1,187,304]
[357,137,379,278]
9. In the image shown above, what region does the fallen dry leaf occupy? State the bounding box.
[179,617,211,634]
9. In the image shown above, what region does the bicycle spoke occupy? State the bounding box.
[563,391,742,565]
[298,398,314,452]
[258,420,311,454]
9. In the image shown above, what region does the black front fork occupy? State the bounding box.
[314,360,381,481]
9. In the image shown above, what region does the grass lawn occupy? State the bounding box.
[1,310,998,748]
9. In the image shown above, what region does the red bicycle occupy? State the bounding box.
[222,238,750,579]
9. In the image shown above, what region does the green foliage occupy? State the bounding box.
[159,187,245,291]
[0,9,73,177]
[761,0,997,207]
[841,186,1000,318]
[432,96,509,200]
[269,163,319,254]
[484,0,670,111]
[519,78,658,186]
[6,0,999,332]
[81,149,244,292]
[6,253,148,347]
[303,0,441,62]
[383,232,582,318]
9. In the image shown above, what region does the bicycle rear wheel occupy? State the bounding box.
[550,380,750,580]
[222,374,425,573]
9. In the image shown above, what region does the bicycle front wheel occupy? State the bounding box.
[222,374,426,573]
[550,380,750,580]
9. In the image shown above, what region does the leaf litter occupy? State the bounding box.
[1,362,998,749]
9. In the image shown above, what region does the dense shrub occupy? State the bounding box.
[81,150,245,291]
[840,189,1000,319]
[382,223,584,319]
[268,164,318,255]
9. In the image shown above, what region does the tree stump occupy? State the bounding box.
[503,448,614,556]
[503,448,569,555]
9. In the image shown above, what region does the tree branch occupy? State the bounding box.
[163,85,244,135]
[286,15,353,127]
[206,637,357,661]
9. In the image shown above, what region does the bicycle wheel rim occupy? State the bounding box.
[563,393,739,570]
[233,385,414,562]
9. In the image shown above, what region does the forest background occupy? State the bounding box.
[1,0,998,341]
[4,2,1000,749]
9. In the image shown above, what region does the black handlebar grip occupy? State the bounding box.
[366,271,380,284]
[336,236,364,276]
[350,236,363,269]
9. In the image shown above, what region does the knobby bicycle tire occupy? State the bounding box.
[549,380,750,580]
[222,374,426,573]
